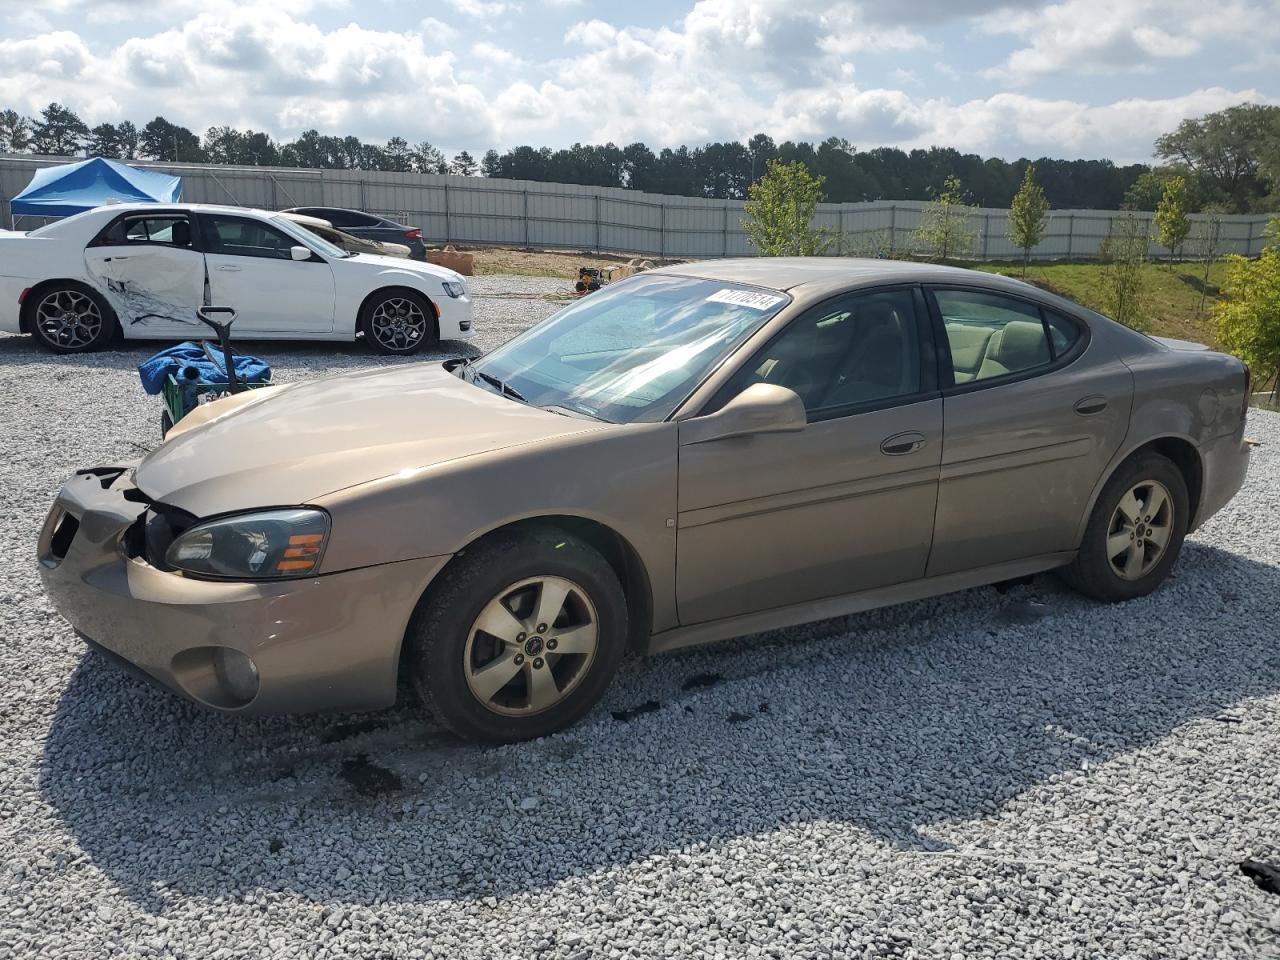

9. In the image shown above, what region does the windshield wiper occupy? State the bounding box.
[472,368,529,404]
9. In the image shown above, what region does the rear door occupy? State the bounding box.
[198,213,335,335]
[925,286,1133,576]
[83,212,204,338]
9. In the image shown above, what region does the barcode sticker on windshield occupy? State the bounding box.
[706,288,785,311]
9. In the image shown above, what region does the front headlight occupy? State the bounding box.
[442,280,466,298]
[165,508,330,580]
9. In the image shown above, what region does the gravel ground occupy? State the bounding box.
[2,275,1279,959]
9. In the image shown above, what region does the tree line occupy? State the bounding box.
[1,101,1276,214]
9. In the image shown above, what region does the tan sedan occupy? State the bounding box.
[39,260,1251,743]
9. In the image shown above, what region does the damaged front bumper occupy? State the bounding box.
[37,466,447,715]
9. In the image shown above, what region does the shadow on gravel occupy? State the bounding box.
[39,542,1280,911]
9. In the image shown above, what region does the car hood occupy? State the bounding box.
[338,252,461,283]
[134,363,605,517]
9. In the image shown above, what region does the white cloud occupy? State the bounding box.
[0,8,496,149]
[472,41,523,66]
[982,0,1280,81]
[0,0,1275,167]
[445,0,521,16]
[420,17,461,43]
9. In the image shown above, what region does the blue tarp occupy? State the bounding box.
[11,157,182,217]
[138,342,272,396]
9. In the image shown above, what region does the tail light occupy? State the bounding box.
[404,228,422,240]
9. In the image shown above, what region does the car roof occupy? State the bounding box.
[279,211,334,229]
[92,201,280,218]
[651,256,1049,300]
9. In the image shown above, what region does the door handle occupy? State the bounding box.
[217,265,242,272]
[1074,396,1108,416]
[103,256,129,262]
[880,431,927,455]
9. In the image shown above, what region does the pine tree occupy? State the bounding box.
[30,102,88,156]
[0,109,30,152]
[451,150,477,176]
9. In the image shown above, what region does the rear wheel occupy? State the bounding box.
[1062,453,1189,602]
[406,528,628,743]
[360,289,437,355]
[28,283,116,354]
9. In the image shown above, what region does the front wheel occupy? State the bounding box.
[28,283,116,354]
[407,529,628,743]
[360,289,437,355]
[1061,452,1189,602]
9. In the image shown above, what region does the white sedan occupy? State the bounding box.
[0,203,473,355]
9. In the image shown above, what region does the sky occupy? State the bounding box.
[0,0,1277,164]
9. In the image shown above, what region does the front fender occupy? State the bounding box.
[312,422,682,634]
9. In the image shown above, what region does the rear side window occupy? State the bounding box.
[934,289,1050,384]
[1045,310,1081,355]
[93,215,193,248]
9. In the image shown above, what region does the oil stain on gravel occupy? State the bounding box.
[321,718,388,744]
[681,672,722,691]
[611,700,661,722]
[339,754,402,797]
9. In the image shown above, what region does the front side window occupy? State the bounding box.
[714,288,922,417]
[471,274,790,423]
[203,216,299,259]
[934,289,1053,384]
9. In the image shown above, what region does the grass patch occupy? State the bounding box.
[977,260,1227,346]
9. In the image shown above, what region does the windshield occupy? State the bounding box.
[271,215,350,258]
[472,274,790,423]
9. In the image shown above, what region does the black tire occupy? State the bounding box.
[407,528,628,743]
[1061,452,1189,602]
[359,289,437,356]
[160,409,174,438]
[26,282,117,354]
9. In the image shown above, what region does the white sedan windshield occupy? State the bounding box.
[270,215,350,258]
[473,274,790,423]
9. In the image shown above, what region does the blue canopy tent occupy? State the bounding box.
[9,157,182,220]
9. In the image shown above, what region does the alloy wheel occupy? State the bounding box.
[463,576,599,717]
[1106,479,1174,580]
[369,297,427,352]
[35,290,103,349]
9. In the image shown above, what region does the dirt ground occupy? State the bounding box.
[459,246,683,278]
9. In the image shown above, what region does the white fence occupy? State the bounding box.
[2,154,1274,261]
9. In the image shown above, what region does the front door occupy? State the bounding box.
[676,287,942,625]
[925,286,1134,577]
[83,212,205,338]
[198,213,335,335]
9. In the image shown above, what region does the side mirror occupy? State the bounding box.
[289,245,312,262]
[680,382,807,445]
